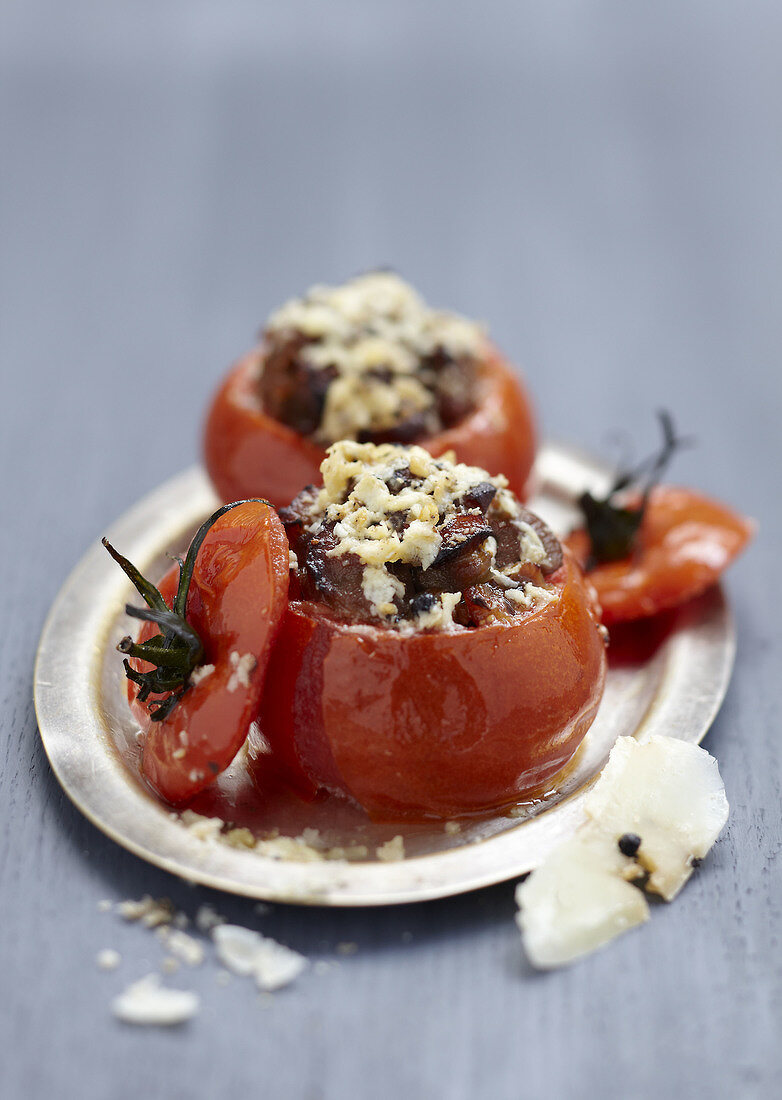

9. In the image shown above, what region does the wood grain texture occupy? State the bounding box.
[1,3,780,1098]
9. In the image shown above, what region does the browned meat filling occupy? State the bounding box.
[260,332,476,443]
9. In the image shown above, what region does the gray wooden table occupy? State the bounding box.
[2,4,780,1097]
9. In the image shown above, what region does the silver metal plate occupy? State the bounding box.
[34,445,736,906]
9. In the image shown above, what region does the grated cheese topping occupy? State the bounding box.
[264,272,487,444]
[299,440,554,627]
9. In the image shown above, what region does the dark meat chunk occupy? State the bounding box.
[299,523,372,621]
[408,592,437,617]
[520,507,563,574]
[422,348,477,427]
[418,514,494,593]
[259,329,337,436]
[417,543,494,594]
[453,584,518,628]
[358,409,436,445]
[385,466,414,494]
[490,518,525,570]
[488,506,563,575]
[432,513,493,566]
[458,481,497,514]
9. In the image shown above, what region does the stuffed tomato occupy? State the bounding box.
[204,272,536,508]
[254,441,607,820]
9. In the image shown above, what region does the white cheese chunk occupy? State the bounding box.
[516,734,729,968]
[516,830,649,968]
[583,734,730,901]
[212,924,307,991]
[111,974,199,1026]
[96,948,121,971]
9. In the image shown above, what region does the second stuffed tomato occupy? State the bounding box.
[204,271,537,507]
[254,440,607,820]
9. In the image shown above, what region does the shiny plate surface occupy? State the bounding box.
[34,444,736,906]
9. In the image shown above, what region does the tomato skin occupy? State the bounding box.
[254,551,606,820]
[132,502,290,805]
[203,346,537,508]
[566,486,754,625]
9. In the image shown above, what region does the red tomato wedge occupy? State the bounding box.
[118,501,289,804]
[567,486,754,625]
[203,346,537,508]
[253,551,607,821]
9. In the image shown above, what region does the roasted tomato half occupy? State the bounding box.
[254,550,606,820]
[567,486,754,625]
[105,501,290,804]
[204,346,536,509]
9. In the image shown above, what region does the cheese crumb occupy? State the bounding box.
[223,827,257,850]
[376,835,406,862]
[157,928,205,968]
[227,651,257,693]
[505,584,558,611]
[117,896,174,929]
[179,810,224,842]
[111,974,199,1026]
[189,663,215,686]
[212,925,307,991]
[96,949,121,971]
[195,905,225,933]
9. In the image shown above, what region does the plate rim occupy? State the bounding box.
[33,446,736,906]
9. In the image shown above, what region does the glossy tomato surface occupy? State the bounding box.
[203,346,537,508]
[567,486,754,625]
[132,502,289,804]
[255,551,607,820]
